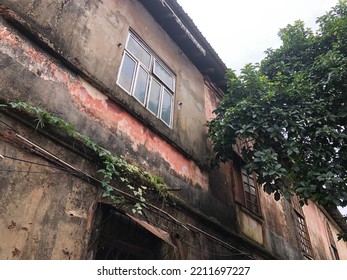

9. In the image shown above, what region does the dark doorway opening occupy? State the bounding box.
[88,204,165,260]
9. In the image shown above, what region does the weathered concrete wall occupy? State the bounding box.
[303,202,347,259]
[228,156,302,259]
[260,192,302,259]
[0,115,99,259]
[2,0,345,260]
[241,186,347,259]
[0,3,234,230]
[235,193,301,259]
[0,2,244,256]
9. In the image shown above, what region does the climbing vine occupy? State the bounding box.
[1,101,170,214]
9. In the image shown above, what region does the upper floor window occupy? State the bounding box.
[117,32,175,127]
[233,159,261,217]
[240,168,261,216]
[233,139,261,216]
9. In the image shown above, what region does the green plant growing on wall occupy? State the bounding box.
[1,100,170,214]
[143,171,169,198]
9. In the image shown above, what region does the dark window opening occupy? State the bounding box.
[88,204,166,260]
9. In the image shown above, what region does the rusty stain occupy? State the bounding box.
[0,28,17,45]
[0,24,72,85]
[12,247,21,257]
[7,221,16,230]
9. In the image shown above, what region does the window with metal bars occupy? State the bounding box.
[294,210,313,257]
[117,31,175,127]
[291,195,314,258]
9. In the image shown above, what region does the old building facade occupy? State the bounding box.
[0,0,346,259]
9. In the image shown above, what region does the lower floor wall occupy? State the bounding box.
[0,113,260,260]
[0,116,99,259]
[1,113,346,260]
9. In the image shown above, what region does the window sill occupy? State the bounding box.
[237,203,264,224]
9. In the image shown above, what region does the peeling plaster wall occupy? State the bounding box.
[258,191,301,259]
[0,0,236,250]
[0,115,99,260]
[0,0,219,190]
[303,202,347,260]
[0,17,210,194]
[1,0,345,260]
[0,0,209,167]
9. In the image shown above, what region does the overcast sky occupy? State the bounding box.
[177,0,338,73]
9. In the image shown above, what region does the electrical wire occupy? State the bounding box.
[0,154,81,176]
[2,154,72,170]
[0,119,16,131]
[0,168,73,175]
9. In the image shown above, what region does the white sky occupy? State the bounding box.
[177,0,338,73]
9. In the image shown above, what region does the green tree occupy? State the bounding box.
[208,1,347,212]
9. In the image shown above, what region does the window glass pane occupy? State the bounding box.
[118,53,136,93]
[154,60,174,91]
[160,89,172,126]
[133,66,148,104]
[242,174,249,185]
[249,177,255,186]
[127,35,151,68]
[147,79,161,115]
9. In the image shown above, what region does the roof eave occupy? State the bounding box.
[139,0,228,93]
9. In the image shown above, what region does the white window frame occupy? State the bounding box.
[117,32,175,127]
